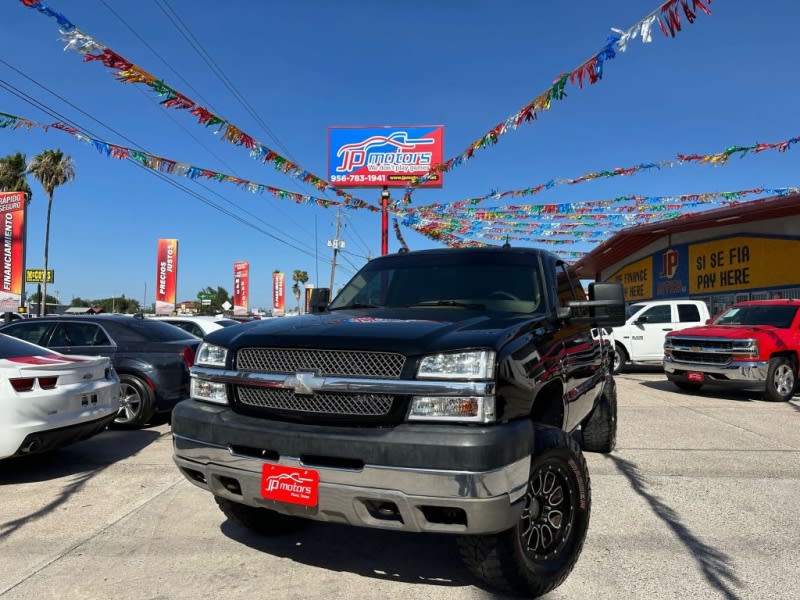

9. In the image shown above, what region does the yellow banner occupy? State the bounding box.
[689,236,800,294]
[608,256,653,301]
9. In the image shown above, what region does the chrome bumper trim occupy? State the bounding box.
[190,366,494,396]
[663,357,769,382]
[173,433,528,534]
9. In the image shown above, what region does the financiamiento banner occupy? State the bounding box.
[155,238,178,314]
[272,271,285,316]
[0,191,25,312]
[233,260,249,316]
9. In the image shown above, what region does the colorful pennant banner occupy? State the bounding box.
[0,111,379,212]
[403,135,800,214]
[18,0,370,208]
[401,0,714,201]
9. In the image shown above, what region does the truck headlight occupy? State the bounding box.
[195,342,228,367]
[409,396,495,423]
[417,350,495,380]
[191,376,228,405]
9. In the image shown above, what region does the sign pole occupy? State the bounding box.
[381,186,389,256]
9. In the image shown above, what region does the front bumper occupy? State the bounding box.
[663,356,769,388]
[172,399,533,534]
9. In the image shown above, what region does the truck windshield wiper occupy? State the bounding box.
[405,300,486,309]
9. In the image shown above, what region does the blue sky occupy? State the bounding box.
[1,0,798,310]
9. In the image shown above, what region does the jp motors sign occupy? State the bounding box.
[328,126,444,188]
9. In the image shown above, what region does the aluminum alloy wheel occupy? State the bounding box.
[519,463,575,560]
[117,381,143,424]
[771,363,795,397]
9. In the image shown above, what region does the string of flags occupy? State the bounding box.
[0,111,379,212]
[17,0,374,210]
[401,0,714,202]
[402,135,800,213]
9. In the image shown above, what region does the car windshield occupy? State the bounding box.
[713,305,798,328]
[115,318,198,341]
[215,319,239,327]
[0,333,55,358]
[626,303,646,319]
[328,253,543,313]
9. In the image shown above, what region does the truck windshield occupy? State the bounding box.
[714,305,799,328]
[329,255,543,313]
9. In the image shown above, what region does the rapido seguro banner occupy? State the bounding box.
[0,192,25,312]
[233,260,249,316]
[272,271,285,316]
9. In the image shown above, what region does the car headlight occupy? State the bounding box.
[195,342,228,367]
[408,396,495,423]
[191,376,228,405]
[417,350,495,380]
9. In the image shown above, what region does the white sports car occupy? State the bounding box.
[0,333,121,460]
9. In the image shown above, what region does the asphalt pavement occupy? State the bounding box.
[1,370,798,599]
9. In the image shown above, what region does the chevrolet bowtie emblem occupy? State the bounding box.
[284,372,322,395]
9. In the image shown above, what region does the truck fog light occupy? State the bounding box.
[408,396,495,423]
[191,378,228,405]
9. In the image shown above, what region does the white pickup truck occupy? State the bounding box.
[612,299,711,373]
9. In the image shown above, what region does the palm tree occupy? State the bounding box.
[27,149,75,316]
[0,152,32,202]
[292,269,309,314]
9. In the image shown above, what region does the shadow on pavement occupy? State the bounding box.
[0,428,163,484]
[220,519,508,596]
[637,379,762,402]
[606,454,743,600]
[0,428,163,540]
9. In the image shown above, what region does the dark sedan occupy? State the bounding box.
[0,314,200,428]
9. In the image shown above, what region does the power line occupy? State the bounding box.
[0,60,324,258]
[0,74,330,262]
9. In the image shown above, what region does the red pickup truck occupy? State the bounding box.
[663,299,800,402]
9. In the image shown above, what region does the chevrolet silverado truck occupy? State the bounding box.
[171,247,625,597]
[664,299,800,401]
[612,299,710,374]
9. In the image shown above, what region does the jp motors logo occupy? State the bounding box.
[336,131,435,173]
[661,249,679,278]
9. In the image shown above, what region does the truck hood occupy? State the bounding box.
[205,308,547,356]
[668,324,785,340]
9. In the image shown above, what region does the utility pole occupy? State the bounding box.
[143,281,147,313]
[328,207,344,292]
[380,186,390,256]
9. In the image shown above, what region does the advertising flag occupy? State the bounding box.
[155,238,178,314]
[304,284,314,315]
[233,260,249,316]
[328,126,444,188]
[272,271,285,316]
[0,191,26,312]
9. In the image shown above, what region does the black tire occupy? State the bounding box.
[764,356,795,402]
[457,425,591,597]
[215,497,308,535]
[581,377,617,454]
[112,374,155,428]
[613,343,627,375]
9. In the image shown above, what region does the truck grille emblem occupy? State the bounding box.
[284,372,321,395]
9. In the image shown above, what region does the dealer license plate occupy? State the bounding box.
[261,464,319,507]
[687,372,705,383]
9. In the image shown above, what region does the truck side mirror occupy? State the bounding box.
[566,282,626,327]
[635,315,649,325]
[309,288,331,314]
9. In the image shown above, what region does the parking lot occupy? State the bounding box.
[1,370,798,600]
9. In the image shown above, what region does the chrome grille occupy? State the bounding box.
[236,386,394,416]
[672,351,731,365]
[236,348,405,378]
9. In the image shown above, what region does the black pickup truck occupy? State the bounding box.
[171,246,624,597]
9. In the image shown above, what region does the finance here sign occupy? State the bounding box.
[328,126,444,188]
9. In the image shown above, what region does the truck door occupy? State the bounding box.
[553,261,604,432]
[628,303,673,361]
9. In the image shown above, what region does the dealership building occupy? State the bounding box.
[572,192,800,316]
